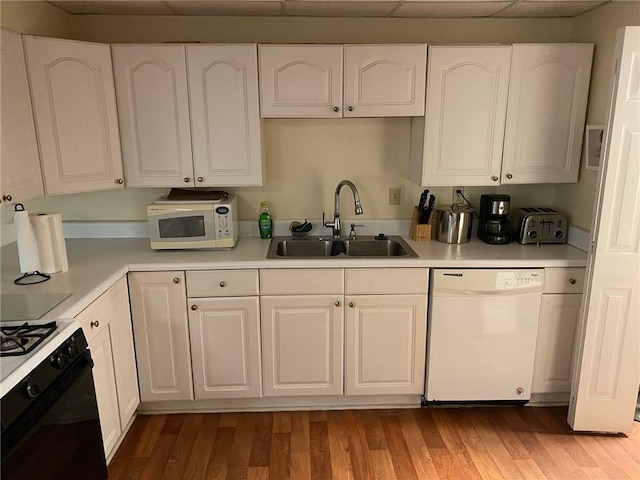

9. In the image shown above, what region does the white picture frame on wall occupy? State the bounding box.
[585,125,605,171]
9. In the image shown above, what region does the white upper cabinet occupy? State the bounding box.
[112,44,263,187]
[186,45,263,186]
[259,44,427,118]
[410,46,511,186]
[23,36,124,195]
[501,44,594,184]
[112,45,194,187]
[0,29,43,205]
[343,45,427,117]
[259,45,344,118]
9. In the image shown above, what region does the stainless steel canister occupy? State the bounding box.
[434,206,475,244]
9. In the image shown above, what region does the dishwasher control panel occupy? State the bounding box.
[433,269,545,295]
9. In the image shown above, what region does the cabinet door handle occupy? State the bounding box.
[90,320,100,328]
[333,106,339,113]
[219,281,227,287]
[347,106,353,112]
[335,300,341,307]
[191,304,198,311]
[506,173,513,179]
[184,177,191,183]
[116,178,124,184]
[491,176,499,182]
[2,194,12,202]
[197,177,204,183]
[173,277,180,284]
[569,278,577,285]
[349,301,355,308]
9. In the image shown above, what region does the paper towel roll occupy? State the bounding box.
[14,205,41,273]
[30,212,68,274]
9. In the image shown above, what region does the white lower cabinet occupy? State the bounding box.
[128,271,194,402]
[531,268,585,399]
[75,276,139,459]
[261,295,344,396]
[188,296,262,399]
[345,295,427,395]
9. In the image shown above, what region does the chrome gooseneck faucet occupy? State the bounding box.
[323,180,364,238]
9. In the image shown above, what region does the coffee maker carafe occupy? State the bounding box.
[478,194,511,244]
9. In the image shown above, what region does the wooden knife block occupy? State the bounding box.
[410,206,432,241]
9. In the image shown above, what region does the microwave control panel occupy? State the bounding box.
[214,206,233,239]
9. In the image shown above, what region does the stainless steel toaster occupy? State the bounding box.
[512,207,568,245]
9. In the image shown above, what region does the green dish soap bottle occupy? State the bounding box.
[258,201,273,239]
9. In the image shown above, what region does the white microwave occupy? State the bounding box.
[147,195,238,249]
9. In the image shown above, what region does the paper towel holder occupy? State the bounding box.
[13,204,51,285]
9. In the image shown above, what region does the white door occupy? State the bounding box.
[187,44,263,186]
[569,27,640,434]
[23,36,124,195]
[0,29,43,204]
[111,45,194,187]
[188,296,262,399]
[89,327,121,458]
[345,295,427,395]
[343,44,427,117]
[259,45,343,118]
[107,277,139,430]
[128,271,194,402]
[261,295,344,396]
[502,44,593,184]
[411,46,511,187]
[532,294,581,394]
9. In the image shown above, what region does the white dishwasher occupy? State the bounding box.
[425,269,544,403]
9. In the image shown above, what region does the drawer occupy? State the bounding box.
[544,268,586,294]
[187,270,259,297]
[260,269,344,295]
[346,268,429,295]
[75,285,114,343]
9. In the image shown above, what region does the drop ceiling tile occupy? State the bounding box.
[50,1,176,15]
[394,1,512,17]
[495,0,606,16]
[167,0,283,15]
[284,1,397,16]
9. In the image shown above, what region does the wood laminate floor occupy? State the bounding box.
[108,406,640,480]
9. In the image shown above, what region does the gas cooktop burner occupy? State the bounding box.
[0,322,57,356]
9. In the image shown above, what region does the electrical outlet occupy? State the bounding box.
[389,187,401,205]
[452,186,465,204]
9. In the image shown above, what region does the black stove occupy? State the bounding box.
[0,322,57,357]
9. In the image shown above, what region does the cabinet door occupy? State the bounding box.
[261,295,344,396]
[23,36,124,195]
[188,296,261,399]
[112,45,194,187]
[108,277,140,429]
[259,45,343,118]
[411,46,511,186]
[187,44,263,186]
[89,327,121,458]
[128,271,193,402]
[532,294,581,394]
[345,295,427,395]
[0,29,43,204]
[344,44,427,117]
[502,44,593,184]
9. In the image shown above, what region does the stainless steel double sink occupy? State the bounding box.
[266,236,418,259]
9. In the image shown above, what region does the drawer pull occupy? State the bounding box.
[349,301,355,308]
[219,281,227,287]
[173,277,180,284]
[335,301,341,307]
[191,305,198,311]
[90,320,99,328]
[569,278,577,285]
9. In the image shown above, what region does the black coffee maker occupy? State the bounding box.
[478,194,511,244]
